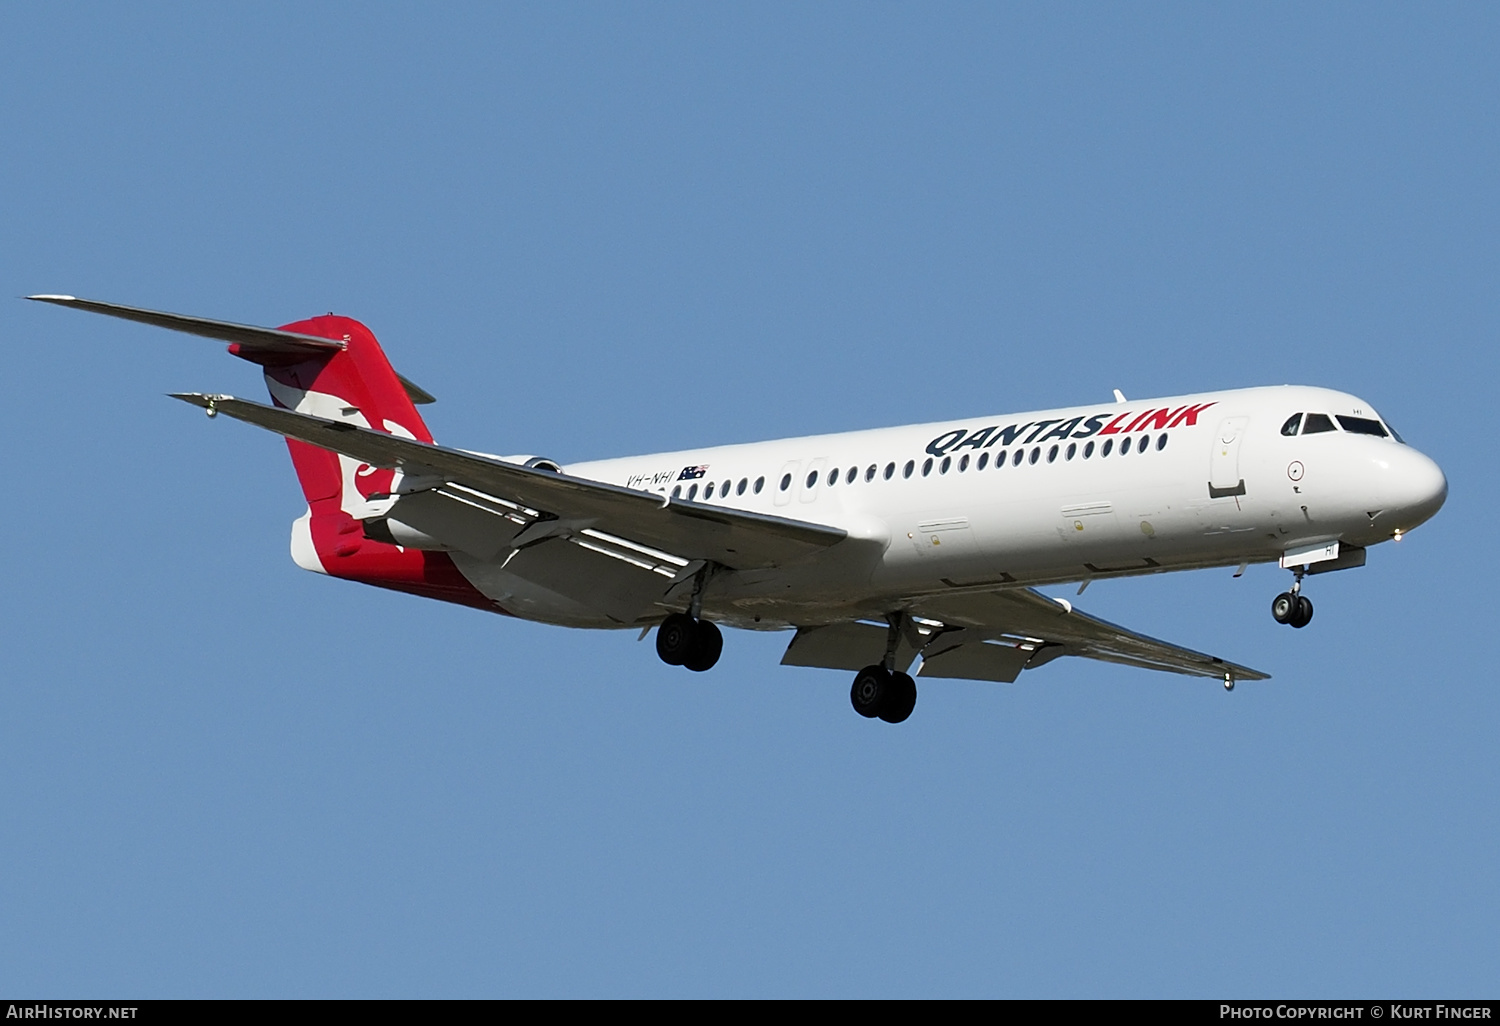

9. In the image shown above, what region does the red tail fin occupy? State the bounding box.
[243,314,433,505]
[233,315,493,611]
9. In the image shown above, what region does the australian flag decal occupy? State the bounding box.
[677,465,709,481]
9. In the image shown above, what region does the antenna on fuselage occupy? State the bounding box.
[1113,389,1127,403]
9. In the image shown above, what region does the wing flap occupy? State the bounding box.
[173,392,847,570]
[916,637,1029,682]
[780,622,920,673]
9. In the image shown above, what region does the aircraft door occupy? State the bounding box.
[773,460,800,507]
[1209,416,1249,498]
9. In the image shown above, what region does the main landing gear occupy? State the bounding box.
[1271,567,1314,629]
[849,613,919,723]
[656,612,723,672]
[850,665,917,723]
[656,563,725,672]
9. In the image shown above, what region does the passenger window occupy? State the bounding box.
[903,460,914,479]
[671,485,681,498]
[847,467,857,484]
[736,478,747,496]
[922,458,933,477]
[865,464,877,482]
[705,482,714,498]
[995,449,1007,467]
[1065,442,1076,461]
[977,453,988,470]
[958,454,969,472]
[1281,413,1303,436]
[1337,415,1389,437]
[806,471,818,488]
[1303,413,1337,434]
[940,456,951,474]
[1013,449,1024,467]
[688,484,698,500]
[754,476,765,494]
[1083,440,1094,459]
[1047,444,1058,463]
[1029,447,1040,465]
[884,462,895,480]
[827,469,838,487]
[722,481,732,498]
[1156,433,1168,451]
[1101,439,1113,457]
[779,473,792,491]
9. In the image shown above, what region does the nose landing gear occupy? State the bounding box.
[1271,567,1314,629]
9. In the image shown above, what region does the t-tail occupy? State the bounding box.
[26,295,494,610]
[249,314,492,608]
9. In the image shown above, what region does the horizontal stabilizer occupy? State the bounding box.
[28,295,435,405]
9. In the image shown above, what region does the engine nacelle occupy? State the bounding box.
[363,515,449,551]
[498,454,564,473]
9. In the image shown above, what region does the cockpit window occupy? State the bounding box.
[1386,422,1406,444]
[1281,413,1303,436]
[1336,415,1388,438]
[1302,413,1337,434]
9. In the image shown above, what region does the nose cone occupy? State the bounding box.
[1383,445,1448,533]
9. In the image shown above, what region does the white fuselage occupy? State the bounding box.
[450,385,1446,630]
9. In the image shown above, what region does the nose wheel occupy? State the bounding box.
[1271,568,1314,628]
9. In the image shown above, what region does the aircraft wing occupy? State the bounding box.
[907,588,1270,683]
[171,392,847,571]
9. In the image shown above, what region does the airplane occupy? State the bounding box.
[29,295,1448,723]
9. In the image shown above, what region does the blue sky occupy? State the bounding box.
[2,3,1496,997]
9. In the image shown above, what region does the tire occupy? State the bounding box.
[1290,595,1314,629]
[850,665,891,718]
[1271,592,1295,625]
[683,619,724,672]
[879,671,917,724]
[656,613,697,666]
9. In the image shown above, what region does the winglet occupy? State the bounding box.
[1113,389,1127,403]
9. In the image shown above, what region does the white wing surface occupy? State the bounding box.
[779,588,1266,683]
[172,393,847,572]
[907,588,1270,682]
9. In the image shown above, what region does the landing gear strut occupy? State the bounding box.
[849,613,918,723]
[655,564,724,672]
[1271,567,1314,629]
